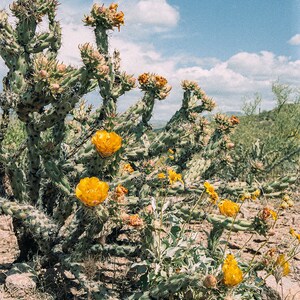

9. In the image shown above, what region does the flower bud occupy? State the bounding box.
[50,83,60,91]
[203,274,217,288]
[57,64,66,73]
[39,70,48,78]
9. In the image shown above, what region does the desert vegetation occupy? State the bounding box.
[0,1,299,299]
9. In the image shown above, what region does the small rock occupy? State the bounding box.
[5,273,36,298]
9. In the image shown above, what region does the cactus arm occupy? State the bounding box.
[26,123,41,202]
[26,31,57,53]
[0,13,20,70]
[47,20,62,55]
[33,95,81,132]
[0,197,58,250]
[0,107,9,144]
[94,25,109,55]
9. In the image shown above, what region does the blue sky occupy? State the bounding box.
[1,0,300,120]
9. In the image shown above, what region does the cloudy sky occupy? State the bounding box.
[1,0,300,120]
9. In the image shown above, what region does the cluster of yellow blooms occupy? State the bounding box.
[157,169,184,186]
[275,254,290,277]
[222,254,243,286]
[167,169,184,185]
[123,163,134,174]
[290,228,300,241]
[91,130,122,158]
[75,130,124,206]
[204,182,219,204]
[204,182,240,216]
[157,172,166,179]
[75,177,109,207]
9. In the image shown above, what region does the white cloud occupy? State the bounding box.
[288,34,300,45]
[56,22,94,65]
[134,0,179,27]
[0,0,11,10]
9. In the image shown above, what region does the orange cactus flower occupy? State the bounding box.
[261,207,277,221]
[109,3,118,10]
[128,214,144,227]
[229,115,240,125]
[114,11,124,24]
[155,75,168,88]
[115,184,128,196]
[75,177,109,207]
[91,130,122,158]
[138,73,150,85]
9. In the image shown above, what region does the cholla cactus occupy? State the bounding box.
[0,1,298,299]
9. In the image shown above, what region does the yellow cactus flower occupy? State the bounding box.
[168,148,174,154]
[275,254,290,276]
[75,177,109,207]
[168,169,184,185]
[157,173,166,179]
[169,155,175,160]
[204,181,219,204]
[269,209,278,221]
[218,199,239,217]
[251,189,261,200]
[204,181,215,194]
[290,228,300,242]
[222,254,243,286]
[123,163,134,173]
[91,130,122,158]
